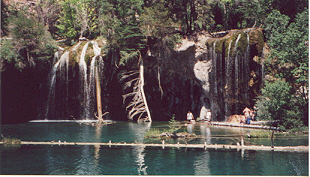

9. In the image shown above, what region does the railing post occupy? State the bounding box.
[241,136,244,146]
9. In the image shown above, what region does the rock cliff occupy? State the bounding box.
[175,28,266,121]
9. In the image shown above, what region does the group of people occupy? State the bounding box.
[186,106,256,125]
[242,106,257,124]
[187,110,211,124]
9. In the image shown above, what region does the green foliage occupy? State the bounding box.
[140,0,182,56]
[255,80,307,132]
[256,9,308,132]
[56,1,78,44]
[264,10,290,40]
[144,126,181,138]
[266,10,308,86]
[1,12,56,70]
[247,130,272,138]
[238,0,273,28]
[100,0,146,66]
[169,114,176,124]
[56,0,100,43]
[0,40,18,66]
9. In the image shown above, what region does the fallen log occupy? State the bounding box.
[0,141,307,152]
[211,121,278,130]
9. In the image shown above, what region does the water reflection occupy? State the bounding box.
[128,122,151,175]
[199,124,211,144]
[95,124,103,139]
[0,122,308,175]
[194,151,211,175]
[187,123,194,133]
[135,146,148,175]
[93,144,100,170]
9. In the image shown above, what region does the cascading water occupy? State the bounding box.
[88,41,101,119]
[79,42,90,119]
[197,28,264,121]
[213,41,218,95]
[39,40,106,121]
[244,32,250,103]
[44,51,69,120]
[79,41,102,120]
[224,40,232,121]
[234,34,241,113]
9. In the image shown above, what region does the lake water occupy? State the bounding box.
[0,121,308,175]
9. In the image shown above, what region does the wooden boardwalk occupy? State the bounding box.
[1,141,308,152]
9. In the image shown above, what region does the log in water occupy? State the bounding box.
[1,141,307,152]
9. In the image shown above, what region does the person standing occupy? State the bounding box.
[187,111,194,123]
[243,107,251,124]
[206,110,212,124]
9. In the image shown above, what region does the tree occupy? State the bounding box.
[1,12,56,70]
[1,0,9,36]
[55,0,78,43]
[99,0,152,122]
[237,0,273,28]
[165,0,198,33]
[100,0,145,65]
[255,80,306,131]
[34,0,61,37]
[265,10,308,96]
[256,9,308,131]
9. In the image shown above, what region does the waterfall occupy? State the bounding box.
[213,40,218,95]
[234,34,241,112]
[244,33,250,103]
[79,42,90,119]
[45,51,69,120]
[40,40,106,121]
[195,28,264,121]
[79,41,102,120]
[88,41,101,119]
[224,40,232,121]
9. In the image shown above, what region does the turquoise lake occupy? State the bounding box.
[0,121,308,175]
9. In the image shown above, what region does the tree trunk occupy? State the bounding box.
[140,60,152,122]
[95,65,104,123]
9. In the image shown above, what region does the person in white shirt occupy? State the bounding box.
[206,110,211,124]
[187,111,194,123]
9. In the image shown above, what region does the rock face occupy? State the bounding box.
[176,28,265,121]
[38,28,265,122]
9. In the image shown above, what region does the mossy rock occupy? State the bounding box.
[70,50,79,63]
[236,32,248,54]
[205,28,265,57]
[69,54,78,68]
[215,38,227,54]
[249,29,264,56]
[205,39,216,49]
